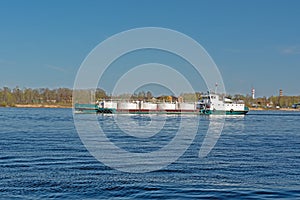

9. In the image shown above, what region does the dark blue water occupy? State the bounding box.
[0,108,299,199]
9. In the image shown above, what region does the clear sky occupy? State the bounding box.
[0,0,299,97]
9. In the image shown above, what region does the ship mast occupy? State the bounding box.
[214,82,218,94]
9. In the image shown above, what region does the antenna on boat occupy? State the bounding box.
[214,82,218,94]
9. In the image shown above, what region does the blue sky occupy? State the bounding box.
[0,0,299,97]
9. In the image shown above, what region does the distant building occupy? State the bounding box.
[251,88,255,99]
[279,89,283,97]
[178,96,183,103]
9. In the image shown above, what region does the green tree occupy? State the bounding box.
[95,88,107,100]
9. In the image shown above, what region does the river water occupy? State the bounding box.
[0,108,299,199]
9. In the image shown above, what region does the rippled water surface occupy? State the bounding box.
[0,108,299,199]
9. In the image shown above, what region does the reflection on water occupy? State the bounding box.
[112,114,166,138]
[199,115,225,158]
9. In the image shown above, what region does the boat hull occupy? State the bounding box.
[200,107,249,115]
[225,110,249,115]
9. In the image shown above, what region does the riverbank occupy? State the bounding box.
[13,104,71,108]
[250,107,300,111]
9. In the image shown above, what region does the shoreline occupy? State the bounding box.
[13,104,71,108]
[249,107,300,111]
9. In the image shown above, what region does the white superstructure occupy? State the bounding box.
[198,93,247,113]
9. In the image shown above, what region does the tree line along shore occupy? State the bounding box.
[0,87,300,110]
